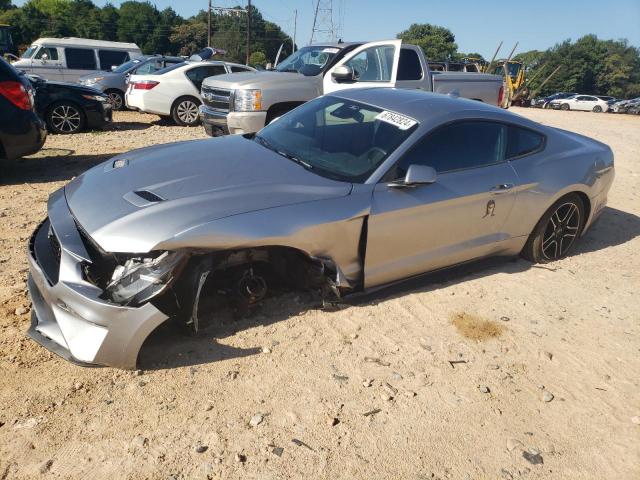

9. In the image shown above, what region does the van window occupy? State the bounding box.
[98,50,129,70]
[65,48,97,70]
[34,47,59,61]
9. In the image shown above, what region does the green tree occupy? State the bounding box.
[1,0,13,10]
[249,50,267,66]
[169,20,206,56]
[116,1,160,53]
[397,23,457,60]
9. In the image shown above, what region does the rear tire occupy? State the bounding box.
[171,96,201,126]
[521,193,585,263]
[592,105,603,113]
[105,89,125,111]
[560,103,570,111]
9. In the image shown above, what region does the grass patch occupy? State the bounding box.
[450,312,504,341]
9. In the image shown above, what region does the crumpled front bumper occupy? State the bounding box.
[26,188,169,369]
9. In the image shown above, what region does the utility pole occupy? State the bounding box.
[207,0,212,47]
[292,9,297,53]
[246,0,252,64]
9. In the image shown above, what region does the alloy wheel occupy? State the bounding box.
[107,92,124,110]
[176,100,199,125]
[541,202,581,260]
[51,105,82,133]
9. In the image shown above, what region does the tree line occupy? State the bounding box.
[2,2,639,98]
[0,0,291,65]
[397,24,640,98]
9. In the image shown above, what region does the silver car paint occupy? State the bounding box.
[27,90,615,369]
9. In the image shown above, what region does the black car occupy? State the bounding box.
[28,76,113,134]
[0,57,46,160]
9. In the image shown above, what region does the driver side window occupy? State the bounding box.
[388,121,508,179]
[344,45,395,82]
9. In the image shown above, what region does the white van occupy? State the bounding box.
[11,37,142,82]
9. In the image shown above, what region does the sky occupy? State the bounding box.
[11,0,640,57]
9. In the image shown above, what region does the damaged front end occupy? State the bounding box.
[155,247,354,335]
[27,189,362,369]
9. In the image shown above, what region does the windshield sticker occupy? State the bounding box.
[375,111,418,130]
[322,48,340,54]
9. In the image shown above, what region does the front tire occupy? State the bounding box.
[171,96,201,126]
[560,103,570,111]
[46,102,85,134]
[105,89,125,111]
[592,105,603,113]
[521,193,585,263]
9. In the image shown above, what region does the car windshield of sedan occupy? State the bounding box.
[254,96,418,183]
[276,46,339,75]
[113,58,142,73]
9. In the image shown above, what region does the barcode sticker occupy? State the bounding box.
[375,111,418,130]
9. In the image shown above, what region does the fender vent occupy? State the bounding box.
[134,190,164,203]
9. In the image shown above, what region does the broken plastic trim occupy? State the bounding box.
[103,251,189,306]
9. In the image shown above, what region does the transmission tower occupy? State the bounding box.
[310,0,336,44]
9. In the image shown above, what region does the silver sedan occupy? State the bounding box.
[27,89,615,368]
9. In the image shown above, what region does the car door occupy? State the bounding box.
[323,40,401,94]
[29,47,64,81]
[365,120,519,288]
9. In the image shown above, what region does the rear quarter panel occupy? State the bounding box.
[507,127,614,237]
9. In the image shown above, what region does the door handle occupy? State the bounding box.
[490,183,514,194]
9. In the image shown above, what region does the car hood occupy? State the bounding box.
[43,80,103,95]
[64,135,352,253]
[202,71,307,89]
[78,71,119,82]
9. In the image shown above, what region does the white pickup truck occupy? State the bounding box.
[199,40,505,136]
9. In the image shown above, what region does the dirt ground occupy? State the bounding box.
[0,108,638,480]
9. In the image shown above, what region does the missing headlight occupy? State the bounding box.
[103,251,188,306]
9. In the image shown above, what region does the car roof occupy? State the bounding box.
[327,88,543,130]
[308,41,362,48]
[30,37,140,50]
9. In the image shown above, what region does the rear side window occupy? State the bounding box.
[394,121,507,177]
[506,126,544,159]
[65,48,97,70]
[231,66,251,73]
[185,65,226,89]
[397,49,422,81]
[98,50,129,70]
[35,47,58,60]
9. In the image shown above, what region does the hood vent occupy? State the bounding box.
[123,190,165,207]
[134,190,164,203]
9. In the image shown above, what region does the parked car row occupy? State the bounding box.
[531,91,639,115]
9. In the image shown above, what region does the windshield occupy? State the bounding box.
[21,45,38,59]
[113,58,142,73]
[254,96,418,183]
[276,45,340,75]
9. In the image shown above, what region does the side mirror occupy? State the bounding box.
[111,65,117,72]
[331,65,355,82]
[388,165,437,188]
[40,53,48,62]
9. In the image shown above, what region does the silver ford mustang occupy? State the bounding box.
[27,89,614,369]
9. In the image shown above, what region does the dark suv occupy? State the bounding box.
[0,57,46,160]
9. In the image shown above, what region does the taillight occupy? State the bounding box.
[497,85,504,106]
[0,81,31,110]
[133,80,160,90]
